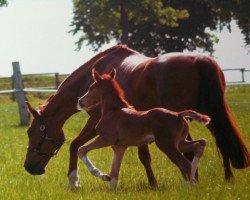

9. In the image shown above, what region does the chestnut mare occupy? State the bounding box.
[77,69,210,188]
[24,45,250,189]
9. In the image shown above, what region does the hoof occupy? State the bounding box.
[102,174,111,181]
[68,170,80,190]
[110,178,118,190]
[149,180,158,189]
[190,178,197,185]
[69,181,81,190]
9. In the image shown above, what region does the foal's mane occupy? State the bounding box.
[101,74,133,109]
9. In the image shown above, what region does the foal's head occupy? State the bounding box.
[78,68,121,111]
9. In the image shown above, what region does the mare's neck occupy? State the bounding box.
[42,75,92,128]
[101,87,130,114]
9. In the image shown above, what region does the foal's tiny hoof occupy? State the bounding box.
[102,174,111,181]
[190,178,197,185]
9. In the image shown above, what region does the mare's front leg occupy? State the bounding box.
[109,145,127,189]
[77,136,112,181]
[138,145,158,188]
[68,111,100,189]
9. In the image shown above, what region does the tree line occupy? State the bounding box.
[70,0,250,56]
[1,0,249,56]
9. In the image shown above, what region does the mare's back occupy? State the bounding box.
[128,53,204,111]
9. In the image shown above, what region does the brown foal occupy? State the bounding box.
[77,69,210,189]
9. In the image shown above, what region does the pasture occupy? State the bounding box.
[0,85,249,200]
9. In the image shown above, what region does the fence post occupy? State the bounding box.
[55,73,60,88]
[11,75,15,101]
[12,62,30,125]
[240,68,245,82]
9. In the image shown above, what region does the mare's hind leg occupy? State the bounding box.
[179,139,206,182]
[77,136,113,181]
[138,145,158,188]
[155,136,192,181]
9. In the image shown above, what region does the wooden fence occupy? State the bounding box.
[222,68,250,83]
[0,61,249,125]
[0,62,67,125]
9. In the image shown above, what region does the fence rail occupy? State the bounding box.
[0,62,249,125]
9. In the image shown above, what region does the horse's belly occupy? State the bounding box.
[117,132,155,146]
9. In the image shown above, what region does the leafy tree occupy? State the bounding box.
[71,0,250,55]
[233,0,250,46]
[0,0,7,7]
[71,0,188,52]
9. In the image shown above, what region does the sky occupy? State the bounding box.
[0,0,249,83]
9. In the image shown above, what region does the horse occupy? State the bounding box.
[24,45,250,189]
[77,68,210,188]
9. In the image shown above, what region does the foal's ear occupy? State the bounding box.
[92,68,103,82]
[110,68,116,80]
[26,101,39,118]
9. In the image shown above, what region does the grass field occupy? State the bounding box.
[0,85,249,200]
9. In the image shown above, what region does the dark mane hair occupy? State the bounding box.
[39,44,134,113]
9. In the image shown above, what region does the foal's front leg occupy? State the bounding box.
[77,136,112,181]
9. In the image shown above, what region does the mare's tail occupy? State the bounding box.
[196,57,250,179]
[178,110,210,125]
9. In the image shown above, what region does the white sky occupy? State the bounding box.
[0,0,249,82]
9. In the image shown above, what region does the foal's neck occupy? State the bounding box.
[101,84,130,114]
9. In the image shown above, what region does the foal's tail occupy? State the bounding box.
[178,110,211,125]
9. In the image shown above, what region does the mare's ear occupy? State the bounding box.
[92,68,103,82]
[110,68,116,80]
[26,101,39,118]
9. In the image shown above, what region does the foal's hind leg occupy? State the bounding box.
[179,139,206,182]
[109,145,127,189]
[155,136,192,181]
[138,145,158,188]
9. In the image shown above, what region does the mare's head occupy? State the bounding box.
[24,102,65,175]
[77,68,117,111]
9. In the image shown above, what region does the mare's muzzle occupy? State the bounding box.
[24,162,45,175]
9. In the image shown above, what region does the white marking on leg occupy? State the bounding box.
[191,156,199,181]
[68,169,80,189]
[81,156,107,180]
[110,178,118,189]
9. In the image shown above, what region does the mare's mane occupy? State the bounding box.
[58,44,135,91]
[40,45,136,113]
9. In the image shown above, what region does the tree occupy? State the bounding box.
[233,0,250,46]
[70,0,250,55]
[0,0,7,7]
[71,0,188,52]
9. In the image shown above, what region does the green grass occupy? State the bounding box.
[0,85,250,200]
[0,74,67,90]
